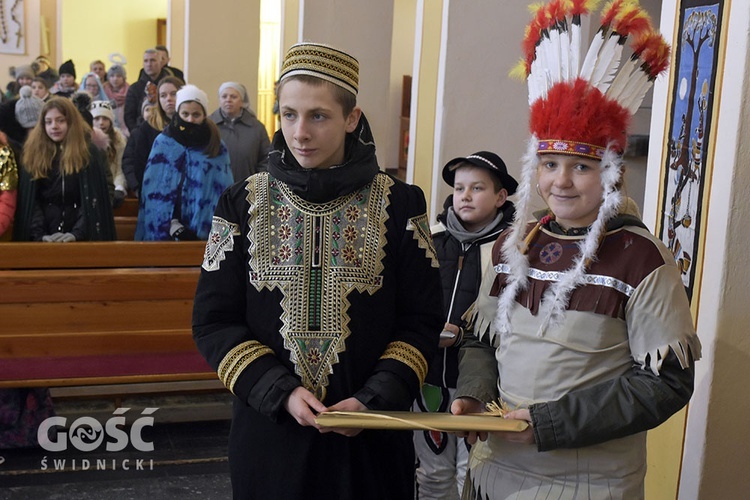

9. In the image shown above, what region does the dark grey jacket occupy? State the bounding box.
[209,108,270,182]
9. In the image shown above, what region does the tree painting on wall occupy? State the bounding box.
[659,0,726,303]
[0,0,24,54]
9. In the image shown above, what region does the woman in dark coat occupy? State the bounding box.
[14,97,115,242]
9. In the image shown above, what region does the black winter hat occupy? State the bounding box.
[442,151,518,195]
[59,59,76,78]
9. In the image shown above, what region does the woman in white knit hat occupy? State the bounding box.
[90,100,127,206]
[135,84,232,240]
[208,81,271,181]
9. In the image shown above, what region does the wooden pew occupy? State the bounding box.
[0,241,222,394]
[114,197,139,240]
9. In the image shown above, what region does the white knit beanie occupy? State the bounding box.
[176,84,209,114]
[90,100,115,123]
[15,86,44,128]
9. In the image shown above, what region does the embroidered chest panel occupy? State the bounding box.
[245,173,393,400]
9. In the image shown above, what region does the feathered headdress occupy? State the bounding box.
[497,0,670,336]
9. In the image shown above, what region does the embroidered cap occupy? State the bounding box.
[442,151,518,195]
[279,42,359,96]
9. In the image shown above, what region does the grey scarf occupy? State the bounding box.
[445,207,504,244]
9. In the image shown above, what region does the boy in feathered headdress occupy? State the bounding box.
[450,1,702,498]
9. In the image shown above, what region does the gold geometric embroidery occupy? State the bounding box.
[218,340,274,394]
[407,213,439,268]
[0,146,19,191]
[380,341,428,385]
[202,216,240,272]
[244,172,393,401]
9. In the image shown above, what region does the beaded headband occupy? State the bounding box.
[279,42,359,96]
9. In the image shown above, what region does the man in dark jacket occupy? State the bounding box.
[123,49,170,132]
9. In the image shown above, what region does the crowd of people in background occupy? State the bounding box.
[0,46,271,244]
[0,46,273,451]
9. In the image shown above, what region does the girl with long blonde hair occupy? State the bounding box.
[14,97,115,241]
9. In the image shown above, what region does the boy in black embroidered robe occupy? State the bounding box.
[192,42,443,500]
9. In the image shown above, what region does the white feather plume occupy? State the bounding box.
[494,137,539,336]
[559,19,571,80]
[622,77,655,114]
[542,32,560,87]
[570,19,582,77]
[590,34,624,90]
[529,65,551,105]
[579,27,606,80]
[606,56,639,100]
[548,26,562,84]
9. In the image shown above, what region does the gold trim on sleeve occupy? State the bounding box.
[218,340,275,394]
[407,213,439,268]
[380,341,428,385]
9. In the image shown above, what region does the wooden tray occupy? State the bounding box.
[315,410,528,432]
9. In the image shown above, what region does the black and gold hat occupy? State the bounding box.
[279,42,359,96]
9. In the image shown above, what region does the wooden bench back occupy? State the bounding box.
[0,241,215,388]
[113,197,139,240]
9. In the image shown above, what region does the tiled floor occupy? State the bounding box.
[0,419,233,499]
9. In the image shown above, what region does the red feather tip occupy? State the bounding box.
[612,5,653,37]
[546,0,567,27]
[600,0,625,28]
[568,0,597,16]
[522,25,540,67]
[536,3,554,31]
[521,4,556,71]
[636,32,671,78]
